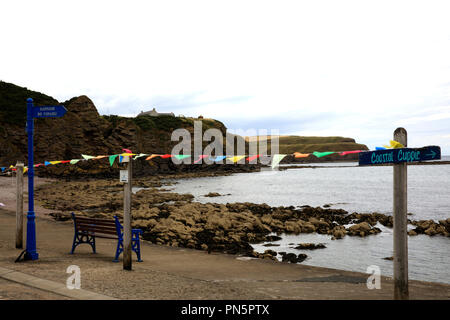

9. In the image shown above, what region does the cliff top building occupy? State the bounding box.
[137,108,175,117]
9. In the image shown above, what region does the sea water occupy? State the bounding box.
[164,159,450,284]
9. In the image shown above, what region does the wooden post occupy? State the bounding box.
[16,162,24,249]
[393,127,409,299]
[123,157,132,270]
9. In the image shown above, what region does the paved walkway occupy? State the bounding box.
[0,208,449,300]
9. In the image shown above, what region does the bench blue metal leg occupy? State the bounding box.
[70,232,96,254]
[113,240,123,262]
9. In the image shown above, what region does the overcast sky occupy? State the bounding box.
[2,0,450,154]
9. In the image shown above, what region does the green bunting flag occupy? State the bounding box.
[312,151,335,158]
[174,155,191,160]
[109,154,119,166]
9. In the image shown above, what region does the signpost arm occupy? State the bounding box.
[393,127,408,299]
[25,98,38,260]
[16,162,24,249]
[123,157,132,270]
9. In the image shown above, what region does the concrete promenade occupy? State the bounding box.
[0,208,449,300]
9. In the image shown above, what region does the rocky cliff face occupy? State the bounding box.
[0,82,233,176]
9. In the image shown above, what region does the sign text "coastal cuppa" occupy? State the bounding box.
[358,146,441,165]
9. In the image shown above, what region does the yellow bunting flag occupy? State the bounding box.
[227,155,246,163]
[50,161,62,165]
[383,140,404,149]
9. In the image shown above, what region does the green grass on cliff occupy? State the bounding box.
[0,81,59,125]
[255,135,368,154]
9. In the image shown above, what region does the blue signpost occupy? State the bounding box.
[24,98,67,261]
[359,145,441,166]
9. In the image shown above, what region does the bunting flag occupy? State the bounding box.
[122,148,132,154]
[44,161,51,166]
[133,153,149,160]
[228,155,246,163]
[70,159,81,164]
[194,155,208,163]
[146,154,162,161]
[271,154,287,169]
[246,154,261,162]
[93,155,108,160]
[23,167,28,173]
[174,155,191,160]
[383,140,404,149]
[1,167,5,172]
[211,155,227,162]
[109,154,119,166]
[60,160,71,164]
[50,161,61,165]
[82,154,95,160]
[339,150,362,156]
[160,154,172,159]
[312,151,335,158]
[293,152,310,158]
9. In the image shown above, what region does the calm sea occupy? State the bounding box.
[164,157,450,284]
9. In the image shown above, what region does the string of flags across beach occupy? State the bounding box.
[0,141,405,174]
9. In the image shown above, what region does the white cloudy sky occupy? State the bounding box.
[1,0,450,153]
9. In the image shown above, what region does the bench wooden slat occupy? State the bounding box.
[75,221,117,230]
[75,218,116,226]
[77,231,117,239]
[76,225,118,235]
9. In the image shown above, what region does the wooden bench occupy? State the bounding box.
[70,212,143,262]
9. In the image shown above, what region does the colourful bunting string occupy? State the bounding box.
[2,143,400,174]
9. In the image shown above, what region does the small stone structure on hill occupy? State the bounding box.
[137,108,174,117]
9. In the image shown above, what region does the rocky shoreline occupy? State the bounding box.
[35,175,450,264]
